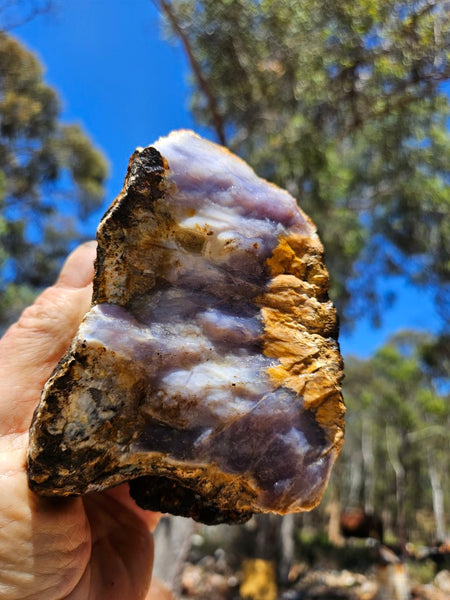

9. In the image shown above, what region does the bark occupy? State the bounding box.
[386,427,406,544]
[327,481,344,547]
[156,0,227,146]
[152,515,195,595]
[279,513,296,584]
[348,444,363,507]
[427,455,446,542]
[254,514,279,560]
[362,417,375,513]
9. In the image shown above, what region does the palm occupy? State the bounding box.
[1,436,155,599]
[0,244,159,600]
[66,486,155,599]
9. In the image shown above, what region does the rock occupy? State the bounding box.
[240,559,278,600]
[27,130,345,524]
[435,569,450,594]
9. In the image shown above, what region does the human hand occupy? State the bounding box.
[0,242,163,600]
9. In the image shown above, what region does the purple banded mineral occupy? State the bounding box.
[27,131,345,524]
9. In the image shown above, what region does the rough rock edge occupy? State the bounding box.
[27,142,344,524]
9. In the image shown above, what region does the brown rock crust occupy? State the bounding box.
[27,131,344,524]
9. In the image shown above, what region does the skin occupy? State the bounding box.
[0,242,171,600]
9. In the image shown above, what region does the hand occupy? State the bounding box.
[0,243,164,600]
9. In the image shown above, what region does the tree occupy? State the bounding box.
[342,332,449,542]
[157,0,449,326]
[0,31,108,329]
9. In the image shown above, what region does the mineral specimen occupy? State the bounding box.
[27,130,345,524]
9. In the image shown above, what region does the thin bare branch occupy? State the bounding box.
[153,0,227,146]
[0,0,52,31]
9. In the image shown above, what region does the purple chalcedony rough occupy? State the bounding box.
[27,131,344,524]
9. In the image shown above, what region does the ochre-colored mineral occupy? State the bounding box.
[27,131,345,524]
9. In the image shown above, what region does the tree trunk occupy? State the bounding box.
[362,417,375,513]
[152,515,195,596]
[427,455,446,542]
[327,481,344,547]
[347,444,363,507]
[279,513,296,584]
[386,427,407,544]
[156,0,227,146]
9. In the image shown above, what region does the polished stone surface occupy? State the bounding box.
[27,131,344,524]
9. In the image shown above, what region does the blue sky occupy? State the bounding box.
[12,0,443,358]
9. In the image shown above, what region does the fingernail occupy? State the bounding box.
[83,240,98,249]
[56,242,97,289]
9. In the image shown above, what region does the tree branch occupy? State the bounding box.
[153,0,227,146]
[0,0,52,31]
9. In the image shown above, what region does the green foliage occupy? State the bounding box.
[407,559,437,585]
[161,0,449,324]
[341,332,449,541]
[0,31,108,329]
[298,529,376,571]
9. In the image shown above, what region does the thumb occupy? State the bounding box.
[0,242,97,435]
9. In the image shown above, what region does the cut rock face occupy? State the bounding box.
[27,131,345,524]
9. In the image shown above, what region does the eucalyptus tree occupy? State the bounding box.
[343,333,449,542]
[0,32,108,329]
[157,0,449,325]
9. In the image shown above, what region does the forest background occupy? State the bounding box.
[0,0,449,596]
